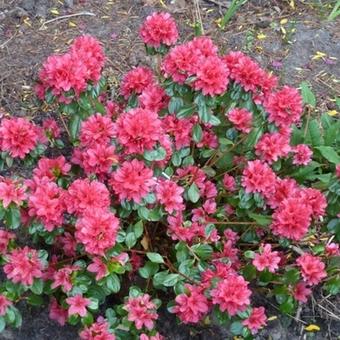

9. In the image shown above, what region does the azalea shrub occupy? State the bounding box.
[0,11,340,340]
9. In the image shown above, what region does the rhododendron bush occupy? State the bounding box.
[1,12,340,339]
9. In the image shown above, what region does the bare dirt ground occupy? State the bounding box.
[0,0,339,339]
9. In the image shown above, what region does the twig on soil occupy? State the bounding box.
[40,12,96,28]
[204,0,229,8]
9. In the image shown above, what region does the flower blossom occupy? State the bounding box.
[75,209,120,256]
[140,12,178,47]
[110,159,155,203]
[173,284,209,323]
[156,179,184,214]
[4,246,44,286]
[253,244,281,273]
[80,317,115,340]
[296,253,327,286]
[242,307,267,334]
[124,294,158,330]
[66,294,91,317]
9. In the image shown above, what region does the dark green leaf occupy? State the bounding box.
[300,81,316,107]
[315,146,340,164]
[192,124,203,143]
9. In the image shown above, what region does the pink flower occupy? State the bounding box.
[74,144,118,176]
[87,257,108,281]
[33,156,71,180]
[264,177,298,209]
[222,174,236,191]
[293,144,313,165]
[298,187,327,219]
[57,232,77,257]
[65,179,110,216]
[223,52,262,93]
[271,197,312,240]
[173,284,209,323]
[242,307,267,334]
[191,36,218,58]
[115,108,162,154]
[75,209,120,256]
[0,294,12,316]
[38,53,88,99]
[162,43,200,84]
[4,246,44,286]
[156,179,184,214]
[43,118,61,139]
[49,298,68,326]
[140,333,163,340]
[325,243,340,256]
[0,117,41,158]
[139,84,169,113]
[80,317,115,340]
[0,229,15,254]
[193,56,229,96]
[167,213,198,242]
[51,266,76,292]
[124,294,158,330]
[241,160,276,194]
[293,282,312,303]
[162,115,193,150]
[296,253,327,285]
[80,113,115,147]
[140,12,178,48]
[66,294,91,317]
[336,164,340,179]
[253,244,281,273]
[265,86,303,127]
[227,108,253,134]
[70,35,105,83]
[211,274,251,315]
[28,180,65,231]
[121,67,155,98]
[255,132,291,164]
[0,178,26,208]
[110,159,155,203]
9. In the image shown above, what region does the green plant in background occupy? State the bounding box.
[219,0,249,29]
[328,0,340,20]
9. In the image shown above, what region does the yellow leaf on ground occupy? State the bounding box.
[50,8,59,15]
[280,18,288,25]
[290,0,295,9]
[257,33,266,40]
[268,316,278,321]
[327,110,338,116]
[312,51,327,60]
[68,21,77,28]
[305,324,320,332]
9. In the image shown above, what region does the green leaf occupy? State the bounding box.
[187,183,200,203]
[300,81,316,107]
[138,262,159,279]
[69,114,81,141]
[307,119,323,146]
[144,147,166,161]
[5,206,21,229]
[27,294,44,306]
[105,274,120,293]
[192,124,203,143]
[31,279,44,295]
[315,146,340,164]
[133,221,143,238]
[163,273,180,287]
[153,271,170,287]
[0,316,5,332]
[125,232,137,249]
[146,252,164,264]
[230,321,244,335]
[279,296,295,314]
[191,244,213,260]
[248,213,272,226]
[283,268,300,284]
[176,105,195,119]
[168,97,183,114]
[324,276,340,295]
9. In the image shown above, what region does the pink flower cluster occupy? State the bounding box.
[37,35,105,101]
